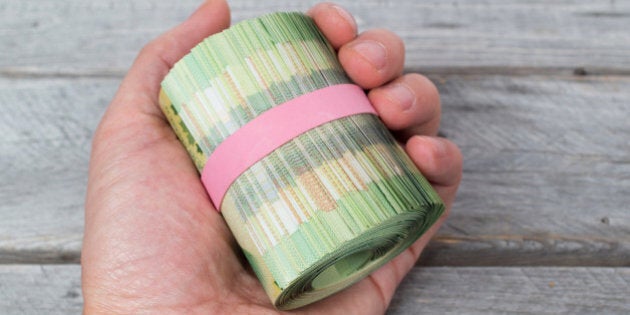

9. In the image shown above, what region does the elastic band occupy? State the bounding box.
[202,84,377,210]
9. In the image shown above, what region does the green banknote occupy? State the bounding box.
[159,12,444,310]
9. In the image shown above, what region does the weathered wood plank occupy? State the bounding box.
[423,74,630,266]
[1,75,628,265]
[0,78,118,263]
[0,265,82,315]
[0,265,628,314]
[389,266,630,314]
[1,0,630,75]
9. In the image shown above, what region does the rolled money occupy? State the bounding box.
[159,12,444,310]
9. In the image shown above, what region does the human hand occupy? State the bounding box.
[81,1,462,314]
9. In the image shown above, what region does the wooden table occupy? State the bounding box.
[1,0,629,313]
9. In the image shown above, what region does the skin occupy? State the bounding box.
[81,1,463,314]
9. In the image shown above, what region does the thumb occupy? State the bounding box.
[113,0,231,113]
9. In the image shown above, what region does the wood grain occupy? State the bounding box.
[0,77,118,263]
[389,266,630,314]
[1,75,628,265]
[1,265,627,314]
[2,0,630,76]
[0,265,82,315]
[423,74,630,266]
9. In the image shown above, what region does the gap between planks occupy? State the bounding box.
[3,66,630,80]
[1,264,628,315]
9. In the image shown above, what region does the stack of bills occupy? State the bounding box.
[159,12,444,310]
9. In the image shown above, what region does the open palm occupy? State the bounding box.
[81,1,462,314]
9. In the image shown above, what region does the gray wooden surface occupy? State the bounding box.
[2,265,628,315]
[1,0,629,313]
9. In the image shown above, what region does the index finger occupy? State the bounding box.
[307,3,358,49]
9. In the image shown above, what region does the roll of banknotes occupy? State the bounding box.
[159,12,444,310]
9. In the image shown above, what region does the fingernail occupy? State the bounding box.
[384,83,415,111]
[412,135,446,157]
[331,4,357,32]
[353,40,387,71]
[430,136,448,156]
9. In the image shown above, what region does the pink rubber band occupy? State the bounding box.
[202,84,377,210]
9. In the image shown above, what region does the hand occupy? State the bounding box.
[81,1,463,314]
